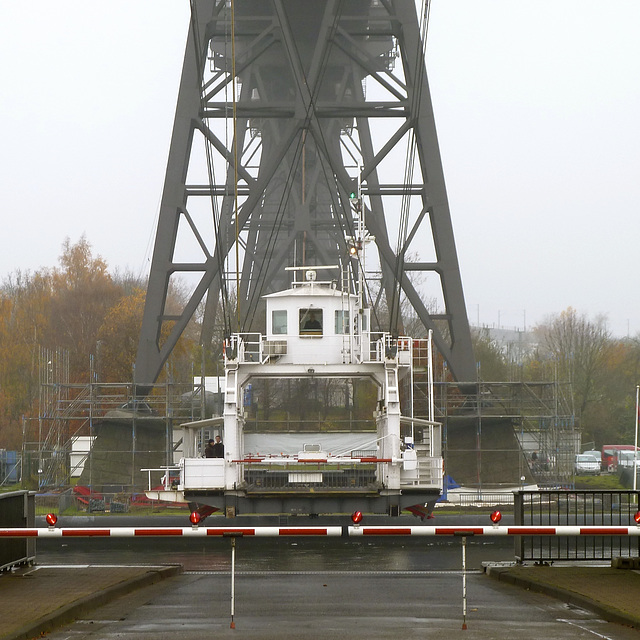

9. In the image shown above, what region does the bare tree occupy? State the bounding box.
[535,307,610,418]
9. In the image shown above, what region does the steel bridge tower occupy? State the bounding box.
[135,0,475,388]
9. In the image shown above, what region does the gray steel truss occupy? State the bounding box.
[135,0,476,388]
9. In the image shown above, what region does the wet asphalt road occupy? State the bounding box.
[38,568,640,640]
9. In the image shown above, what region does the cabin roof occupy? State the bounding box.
[263,284,355,300]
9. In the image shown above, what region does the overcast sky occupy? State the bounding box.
[1,1,639,337]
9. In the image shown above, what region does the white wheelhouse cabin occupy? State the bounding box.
[147,268,443,519]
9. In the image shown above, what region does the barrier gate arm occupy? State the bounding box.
[347,525,640,536]
[1,525,640,538]
[1,509,638,539]
[0,526,343,538]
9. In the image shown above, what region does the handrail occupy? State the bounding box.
[140,466,180,491]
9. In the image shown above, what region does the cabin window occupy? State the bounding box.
[299,308,323,335]
[335,310,349,334]
[272,310,287,335]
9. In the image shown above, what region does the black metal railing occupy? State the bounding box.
[514,489,640,562]
[0,491,35,571]
[243,464,379,492]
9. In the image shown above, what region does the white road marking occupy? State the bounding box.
[558,618,617,640]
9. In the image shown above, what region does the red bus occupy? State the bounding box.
[601,445,638,472]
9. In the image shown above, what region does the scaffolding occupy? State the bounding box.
[28,339,576,499]
[23,348,207,494]
[409,341,577,488]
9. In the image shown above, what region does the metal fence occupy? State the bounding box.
[514,489,640,562]
[448,491,516,507]
[0,491,35,571]
[31,487,189,515]
[242,463,379,492]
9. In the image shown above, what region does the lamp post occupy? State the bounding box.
[634,385,639,492]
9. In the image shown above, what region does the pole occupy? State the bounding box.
[427,330,434,424]
[357,164,364,314]
[634,385,639,492]
[225,531,244,629]
[461,535,467,630]
[230,536,236,629]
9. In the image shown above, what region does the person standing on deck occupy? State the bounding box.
[211,435,224,458]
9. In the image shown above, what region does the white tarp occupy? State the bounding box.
[243,432,379,457]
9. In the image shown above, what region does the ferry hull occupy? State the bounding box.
[147,489,440,520]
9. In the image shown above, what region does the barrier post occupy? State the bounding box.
[224,531,243,629]
[452,529,475,630]
[513,490,524,561]
[461,535,467,630]
[231,537,236,629]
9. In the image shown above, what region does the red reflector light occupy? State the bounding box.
[46,513,58,527]
[634,511,640,524]
[189,511,201,525]
[490,510,502,524]
[351,510,363,524]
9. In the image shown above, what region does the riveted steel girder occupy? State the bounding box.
[135,0,475,388]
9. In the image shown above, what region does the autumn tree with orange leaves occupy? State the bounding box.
[0,237,198,449]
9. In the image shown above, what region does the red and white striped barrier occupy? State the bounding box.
[2,524,639,539]
[0,526,343,539]
[1,510,638,539]
[348,525,640,537]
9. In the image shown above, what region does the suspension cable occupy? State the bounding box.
[231,0,241,333]
[242,1,353,329]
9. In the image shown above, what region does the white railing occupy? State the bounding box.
[400,453,443,490]
[240,459,382,491]
[226,332,412,366]
[141,466,181,491]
